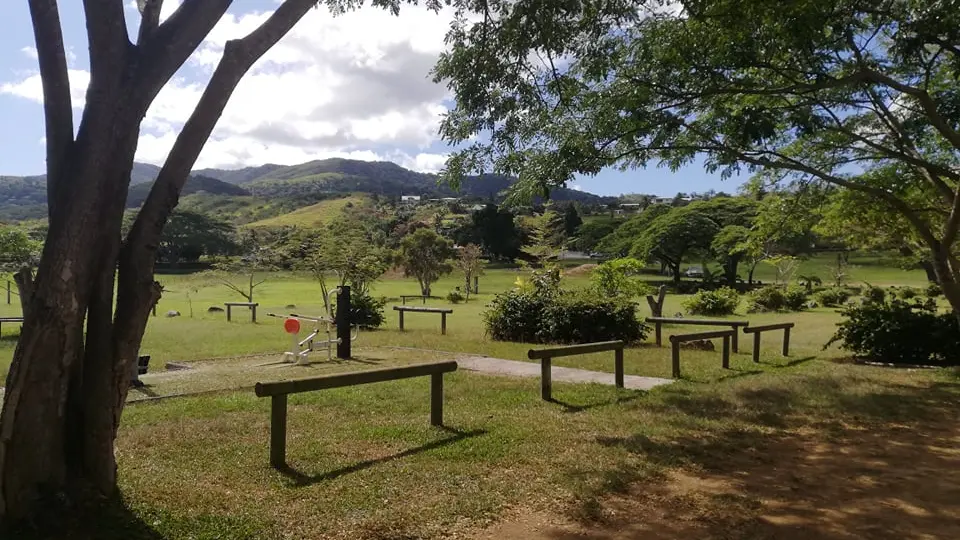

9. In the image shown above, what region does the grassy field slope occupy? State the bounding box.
[244,194,368,229]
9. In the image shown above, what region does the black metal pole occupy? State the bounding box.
[336,285,351,359]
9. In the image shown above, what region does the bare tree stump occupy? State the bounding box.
[646,285,667,317]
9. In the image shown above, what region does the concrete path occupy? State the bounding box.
[456,356,674,391]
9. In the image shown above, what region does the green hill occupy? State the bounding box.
[245,195,369,228]
[126,174,251,208]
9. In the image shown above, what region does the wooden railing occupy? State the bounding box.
[527,340,625,400]
[668,329,736,378]
[743,322,795,363]
[646,317,750,352]
[254,361,458,467]
[393,306,454,334]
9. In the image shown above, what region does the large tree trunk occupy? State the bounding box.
[11,268,34,318]
[929,245,960,324]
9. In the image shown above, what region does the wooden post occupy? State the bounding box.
[226,304,232,322]
[441,312,447,335]
[251,304,257,323]
[671,342,681,378]
[752,332,761,363]
[422,295,427,305]
[402,296,407,305]
[722,335,731,369]
[270,394,288,468]
[473,276,479,294]
[654,321,662,346]
[782,326,791,356]
[731,330,739,353]
[336,286,351,359]
[6,281,9,304]
[541,357,552,400]
[398,310,405,331]
[614,347,624,388]
[430,372,444,426]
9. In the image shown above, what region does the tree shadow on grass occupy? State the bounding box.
[547,392,643,414]
[3,495,164,540]
[557,376,960,539]
[277,427,487,487]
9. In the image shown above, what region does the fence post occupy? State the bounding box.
[614,347,624,388]
[752,332,761,363]
[782,327,791,356]
[430,372,444,426]
[541,357,552,400]
[441,312,447,335]
[654,321,662,347]
[671,341,681,378]
[722,335,730,369]
[337,286,351,359]
[473,276,479,295]
[270,394,288,468]
[731,329,739,353]
[6,281,9,305]
[398,310,405,331]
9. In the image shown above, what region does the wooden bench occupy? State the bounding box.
[743,322,795,363]
[0,317,24,336]
[254,361,458,468]
[224,302,259,322]
[393,306,453,335]
[400,294,430,305]
[646,317,750,352]
[669,329,736,378]
[528,341,625,401]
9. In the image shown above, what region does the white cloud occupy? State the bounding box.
[0,69,90,107]
[20,46,37,60]
[2,3,460,173]
[143,3,456,169]
[570,184,584,191]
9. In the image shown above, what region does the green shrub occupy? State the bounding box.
[446,290,464,304]
[783,286,809,311]
[827,300,960,366]
[483,290,548,342]
[342,291,386,329]
[814,287,851,307]
[925,283,942,297]
[682,287,740,316]
[862,284,886,303]
[896,286,918,300]
[484,289,646,344]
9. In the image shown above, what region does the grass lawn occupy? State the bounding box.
[3,260,959,539]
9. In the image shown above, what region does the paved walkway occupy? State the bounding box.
[456,356,674,391]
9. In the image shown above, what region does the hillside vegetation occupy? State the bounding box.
[245,194,370,228]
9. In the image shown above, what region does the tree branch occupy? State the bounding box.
[82,0,131,82]
[136,0,164,45]
[134,0,234,107]
[860,68,960,152]
[28,0,74,219]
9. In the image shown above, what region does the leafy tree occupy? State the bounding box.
[631,207,718,284]
[4,1,454,517]
[560,203,583,239]
[455,243,484,302]
[711,225,751,285]
[590,258,652,299]
[521,210,564,266]
[435,0,960,318]
[571,217,618,253]
[398,228,455,296]
[0,226,42,316]
[454,204,522,260]
[596,205,673,256]
[156,210,238,264]
[300,222,390,311]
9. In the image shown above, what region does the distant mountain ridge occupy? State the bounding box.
[0,157,604,221]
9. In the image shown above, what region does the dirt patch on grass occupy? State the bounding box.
[564,264,597,277]
[472,382,960,539]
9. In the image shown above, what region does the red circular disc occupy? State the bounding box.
[283,318,301,334]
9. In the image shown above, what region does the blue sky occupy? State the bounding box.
[0,1,742,197]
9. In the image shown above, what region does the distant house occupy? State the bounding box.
[400,195,421,204]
